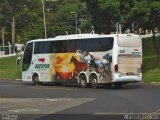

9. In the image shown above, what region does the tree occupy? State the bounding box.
[47,0,91,36]
[0,0,44,45]
[85,0,121,34]
[129,0,160,59]
[98,0,120,33]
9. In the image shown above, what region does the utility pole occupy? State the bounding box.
[12,17,15,53]
[116,22,119,34]
[2,27,5,51]
[119,24,122,34]
[42,0,47,39]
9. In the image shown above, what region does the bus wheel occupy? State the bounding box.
[79,74,88,88]
[90,74,99,88]
[32,73,41,85]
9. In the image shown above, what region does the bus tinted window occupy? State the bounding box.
[34,40,76,54]
[76,37,113,52]
[34,41,53,54]
[34,37,113,54]
[54,41,64,53]
[64,40,76,52]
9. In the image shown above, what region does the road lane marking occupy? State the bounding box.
[0,85,23,87]
[9,108,40,113]
[29,86,77,91]
[46,99,59,102]
[46,98,73,102]
[0,98,95,114]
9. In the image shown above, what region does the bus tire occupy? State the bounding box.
[90,74,99,88]
[32,73,41,85]
[79,74,88,88]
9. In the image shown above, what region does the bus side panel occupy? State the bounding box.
[49,51,113,84]
[31,54,53,82]
[49,53,77,83]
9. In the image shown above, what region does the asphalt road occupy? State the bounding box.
[0,80,160,120]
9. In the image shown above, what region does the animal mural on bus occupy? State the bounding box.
[69,56,88,76]
[49,50,112,82]
[76,50,105,73]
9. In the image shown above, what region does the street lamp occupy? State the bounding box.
[70,12,78,34]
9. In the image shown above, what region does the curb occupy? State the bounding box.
[149,82,160,85]
[0,78,22,81]
[0,79,160,85]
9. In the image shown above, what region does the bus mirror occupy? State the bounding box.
[16,57,21,66]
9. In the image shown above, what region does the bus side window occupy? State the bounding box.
[54,41,64,53]
[34,42,39,54]
[65,40,76,52]
[35,41,52,54]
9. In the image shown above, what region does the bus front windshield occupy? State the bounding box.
[118,36,141,48]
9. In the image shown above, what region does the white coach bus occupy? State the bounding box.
[17,34,142,88]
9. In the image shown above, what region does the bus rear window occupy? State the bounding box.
[118,36,141,47]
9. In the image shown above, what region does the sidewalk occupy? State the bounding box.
[140,33,160,38]
[0,53,17,58]
[0,52,24,58]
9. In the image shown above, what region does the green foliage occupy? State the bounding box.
[85,0,160,33]
[0,56,21,79]
[0,0,160,44]
[128,0,160,58]
[128,0,160,30]
[142,37,160,82]
[0,0,92,43]
[99,0,120,13]
[48,0,91,35]
[0,0,44,43]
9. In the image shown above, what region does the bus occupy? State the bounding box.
[17,34,142,88]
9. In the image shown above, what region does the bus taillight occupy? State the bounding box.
[114,64,118,72]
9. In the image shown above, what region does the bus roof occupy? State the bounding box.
[26,34,140,44]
